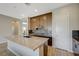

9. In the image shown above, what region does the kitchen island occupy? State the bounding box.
[7,35,48,56]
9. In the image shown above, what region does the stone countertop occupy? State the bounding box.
[7,35,48,50]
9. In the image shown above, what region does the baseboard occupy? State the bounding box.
[8,48,20,56]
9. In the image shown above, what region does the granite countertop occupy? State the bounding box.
[7,35,48,50]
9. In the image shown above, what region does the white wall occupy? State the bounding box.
[0,14,19,37]
[0,14,12,37]
[52,4,79,52]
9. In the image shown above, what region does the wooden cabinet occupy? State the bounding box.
[30,17,40,30]
[47,13,52,31]
[29,12,52,31]
[39,15,48,30]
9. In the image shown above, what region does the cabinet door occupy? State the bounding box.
[39,13,52,31]
[30,18,35,30]
[47,13,52,32]
[30,17,40,30]
[39,15,47,30]
[39,16,44,28]
[35,17,40,29]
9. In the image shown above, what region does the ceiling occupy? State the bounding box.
[0,3,69,19]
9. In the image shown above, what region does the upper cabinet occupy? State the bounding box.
[30,16,40,30]
[29,12,52,32]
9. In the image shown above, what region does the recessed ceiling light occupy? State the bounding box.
[34,9,38,12]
